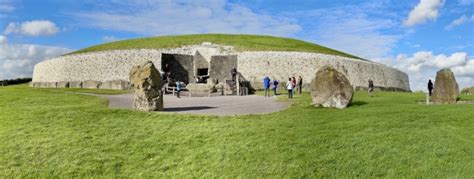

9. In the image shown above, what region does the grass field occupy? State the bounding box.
[70,34,362,59]
[1,84,473,177]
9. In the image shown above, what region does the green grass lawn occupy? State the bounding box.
[1,85,473,177]
[70,34,362,59]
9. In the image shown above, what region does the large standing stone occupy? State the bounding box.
[129,61,163,111]
[310,66,354,109]
[432,69,459,104]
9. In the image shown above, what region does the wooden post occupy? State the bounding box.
[224,78,227,96]
[237,74,240,96]
[426,93,430,105]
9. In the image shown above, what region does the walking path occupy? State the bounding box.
[98,93,289,116]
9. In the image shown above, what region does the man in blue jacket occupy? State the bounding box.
[263,75,271,97]
[176,79,182,98]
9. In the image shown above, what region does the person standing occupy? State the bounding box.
[368,79,374,97]
[273,79,279,96]
[175,80,182,98]
[286,78,294,99]
[231,68,237,82]
[297,76,303,94]
[263,75,271,97]
[428,79,434,96]
[163,63,171,79]
[291,77,297,95]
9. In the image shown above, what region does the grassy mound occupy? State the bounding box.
[1,85,474,177]
[70,34,362,59]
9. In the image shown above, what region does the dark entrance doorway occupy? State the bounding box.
[197,68,209,83]
[161,53,193,84]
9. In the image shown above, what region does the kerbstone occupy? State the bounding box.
[310,66,354,109]
[57,81,70,88]
[129,61,163,111]
[83,80,102,89]
[100,80,129,90]
[69,81,83,88]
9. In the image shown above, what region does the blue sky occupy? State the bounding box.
[0,0,473,91]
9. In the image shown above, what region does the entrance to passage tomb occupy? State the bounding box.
[161,53,194,84]
[196,68,209,83]
[209,55,237,84]
[160,51,250,96]
[160,52,237,85]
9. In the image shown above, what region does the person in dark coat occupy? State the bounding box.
[368,79,374,97]
[297,76,303,94]
[291,77,297,95]
[231,68,237,82]
[273,79,279,96]
[428,79,434,96]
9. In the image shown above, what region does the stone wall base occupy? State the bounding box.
[31,80,130,90]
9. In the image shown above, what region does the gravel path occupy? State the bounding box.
[100,93,289,116]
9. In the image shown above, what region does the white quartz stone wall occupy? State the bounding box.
[33,47,410,91]
[33,44,235,83]
[237,51,410,91]
[33,49,163,82]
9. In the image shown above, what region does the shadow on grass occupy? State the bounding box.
[348,101,368,107]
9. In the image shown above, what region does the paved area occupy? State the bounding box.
[100,93,289,116]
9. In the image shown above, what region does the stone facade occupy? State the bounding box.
[32,44,410,91]
[237,52,410,91]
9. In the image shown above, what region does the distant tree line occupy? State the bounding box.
[0,78,32,86]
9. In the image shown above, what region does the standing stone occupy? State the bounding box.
[310,66,354,109]
[129,61,163,111]
[432,69,459,104]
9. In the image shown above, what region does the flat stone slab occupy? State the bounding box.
[100,93,289,116]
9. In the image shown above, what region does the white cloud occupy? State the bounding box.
[74,0,301,37]
[404,0,444,26]
[452,60,474,76]
[379,51,474,91]
[312,17,399,59]
[0,43,70,80]
[445,15,474,30]
[0,35,6,44]
[294,2,402,59]
[102,36,121,42]
[4,20,60,36]
[395,51,468,72]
